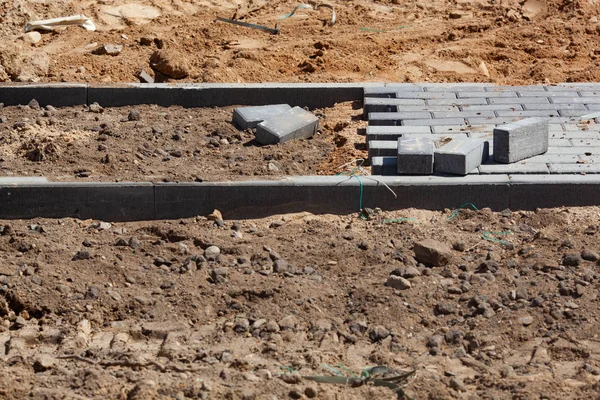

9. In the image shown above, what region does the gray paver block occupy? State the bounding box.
[524,103,587,110]
[518,91,575,97]
[493,117,549,163]
[255,106,319,145]
[371,156,399,175]
[434,138,488,175]
[397,137,435,175]
[570,138,600,146]
[432,111,495,119]
[369,111,432,122]
[364,87,397,98]
[546,146,600,154]
[496,110,561,118]
[549,139,572,147]
[232,104,291,130]
[402,118,466,126]
[366,126,431,142]
[368,140,398,159]
[457,91,517,98]
[427,98,488,105]
[489,97,550,104]
[549,164,600,173]
[432,125,473,134]
[525,154,579,163]
[0,176,48,184]
[468,117,571,125]
[461,104,524,111]
[486,86,546,92]
[396,92,457,99]
[552,97,600,104]
[479,162,550,175]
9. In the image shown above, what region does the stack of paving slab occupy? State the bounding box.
[363,84,572,176]
[232,104,319,145]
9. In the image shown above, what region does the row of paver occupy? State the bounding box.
[365,85,600,175]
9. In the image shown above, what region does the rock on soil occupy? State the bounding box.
[414,239,453,266]
[150,49,190,79]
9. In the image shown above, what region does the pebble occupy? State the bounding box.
[563,253,582,267]
[128,110,142,121]
[387,275,411,290]
[72,250,92,261]
[263,320,280,333]
[449,376,466,391]
[93,44,123,56]
[581,249,599,262]
[427,334,444,348]
[288,389,303,399]
[89,102,104,113]
[435,302,456,315]
[304,386,318,398]
[281,372,302,384]
[204,246,220,260]
[369,325,390,342]
[278,315,298,330]
[520,315,534,326]
[22,31,42,44]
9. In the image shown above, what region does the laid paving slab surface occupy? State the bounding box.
[365,83,600,174]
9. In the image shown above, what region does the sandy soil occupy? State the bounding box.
[2,0,600,85]
[3,2,600,399]
[0,101,362,182]
[1,207,600,399]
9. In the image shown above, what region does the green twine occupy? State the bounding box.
[482,231,512,245]
[279,365,296,374]
[447,202,479,221]
[382,217,417,224]
[322,363,357,377]
[337,169,366,219]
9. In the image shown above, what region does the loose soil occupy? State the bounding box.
[2,1,600,399]
[2,0,600,85]
[1,207,600,399]
[0,102,362,181]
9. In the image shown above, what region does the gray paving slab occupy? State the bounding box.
[579,155,600,163]
[366,125,432,140]
[424,85,487,92]
[381,84,425,91]
[552,97,600,104]
[496,110,561,118]
[369,111,432,120]
[427,98,488,106]
[550,132,600,139]
[518,91,576,97]
[434,138,488,175]
[570,138,600,146]
[493,117,549,163]
[548,84,600,90]
[363,87,397,98]
[0,177,48,184]
[397,138,435,175]
[432,111,495,119]
[432,125,473,134]
[548,164,600,173]
[486,86,546,92]
[578,91,600,97]
[395,92,458,99]
[457,91,518,98]
[549,139,572,147]
[546,146,600,154]
[402,133,469,141]
[255,107,319,145]
[524,103,587,110]
[461,104,523,111]
[489,97,550,104]
[232,104,292,130]
[469,117,572,125]
[479,162,550,174]
[403,118,467,126]
[525,154,579,163]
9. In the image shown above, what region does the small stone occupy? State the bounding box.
[304,386,318,398]
[445,330,464,345]
[137,69,154,83]
[515,287,528,300]
[278,315,298,330]
[281,372,301,384]
[435,302,456,315]
[129,236,141,249]
[499,365,516,378]
[414,239,453,266]
[28,99,40,110]
[273,259,290,273]
[204,246,221,260]
[313,319,332,331]
[427,335,443,348]
[581,249,599,262]
[520,315,534,326]
[93,44,123,56]
[387,275,412,290]
[89,102,104,113]
[234,317,250,333]
[128,110,141,121]
[33,354,56,372]
[563,253,582,267]
[449,376,466,392]
[289,389,303,399]
[402,266,421,278]
[72,250,91,261]
[263,320,280,333]
[369,325,390,342]
[453,241,466,252]
[22,31,42,44]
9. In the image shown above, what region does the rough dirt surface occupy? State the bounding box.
[2,0,600,85]
[2,207,600,399]
[0,101,363,181]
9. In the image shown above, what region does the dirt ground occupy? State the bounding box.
[0,101,362,182]
[1,207,600,399]
[3,1,600,399]
[2,0,600,85]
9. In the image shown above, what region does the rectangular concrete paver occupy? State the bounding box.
[255,107,319,145]
[366,126,432,142]
[549,164,600,173]
[479,162,550,174]
[427,98,488,106]
[368,140,398,159]
[403,118,467,126]
[493,117,549,163]
[397,137,435,175]
[233,104,291,130]
[371,156,399,175]
[434,138,488,175]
